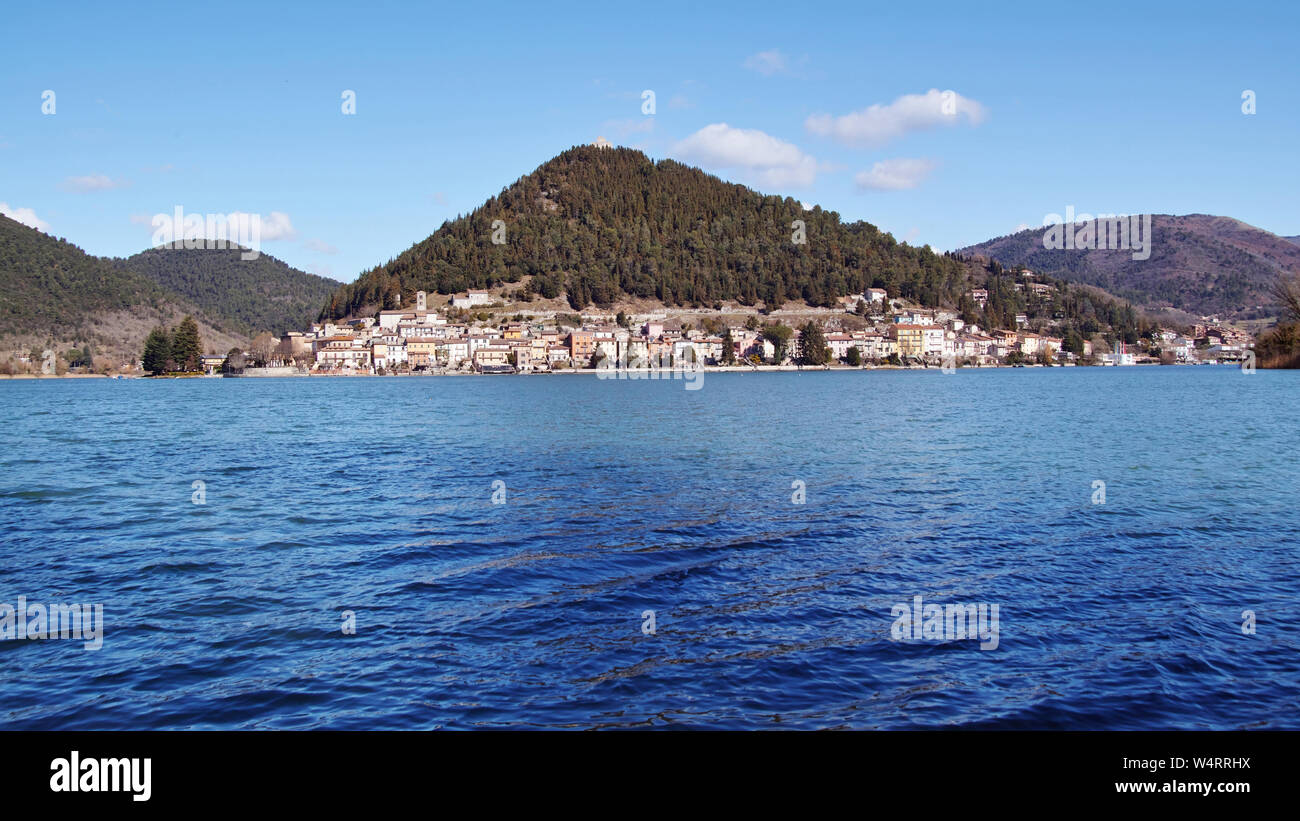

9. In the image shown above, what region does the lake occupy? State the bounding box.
[1,366,1297,729]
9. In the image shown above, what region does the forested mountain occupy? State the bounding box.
[0,214,173,337]
[320,145,974,319]
[2,142,1212,367]
[0,215,275,359]
[960,215,1300,319]
[118,247,337,336]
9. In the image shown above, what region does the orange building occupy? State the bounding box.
[568,330,595,364]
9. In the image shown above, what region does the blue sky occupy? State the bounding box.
[2,0,1297,282]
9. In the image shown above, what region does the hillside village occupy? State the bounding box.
[221,275,1256,376]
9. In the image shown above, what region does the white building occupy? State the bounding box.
[451,291,492,309]
[826,333,855,360]
[437,338,469,368]
[922,327,947,357]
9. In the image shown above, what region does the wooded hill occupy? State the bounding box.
[320,145,975,319]
[0,213,333,359]
[116,245,337,337]
[0,213,171,338]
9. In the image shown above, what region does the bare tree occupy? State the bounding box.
[249,332,276,366]
[1272,272,1300,322]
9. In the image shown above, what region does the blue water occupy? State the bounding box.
[1,367,1297,729]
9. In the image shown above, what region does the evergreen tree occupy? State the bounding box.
[66,344,94,369]
[721,327,736,364]
[142,327,172,375]
[171,315,203,371]
[798,321,830,365]
[1064,329,1084,356]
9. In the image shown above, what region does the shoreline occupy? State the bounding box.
[0,362,1252,380]
[0,373,113,379]
[242,360,1228,377]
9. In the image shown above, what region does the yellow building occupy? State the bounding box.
[894,324,926,358]
[475,345,512,368]
[406,337,438,360]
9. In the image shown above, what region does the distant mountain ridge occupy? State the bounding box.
[117,246,337,337]
[959,215,1300,319]
[0,214,170,338]
[0,214,328,359]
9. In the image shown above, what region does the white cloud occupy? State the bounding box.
[63,174,128,192]
[304,238,338,254]
[229,211,296,241]
[743,49,789,77]
[129,210,297,241]
[0,203,49,232]
[854,158,937,191]
[673,123,817,188]
[806,89,987,147]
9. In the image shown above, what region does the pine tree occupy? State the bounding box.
[171,316,202,371]
[798,322,829,365]
[142,327,172,375]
